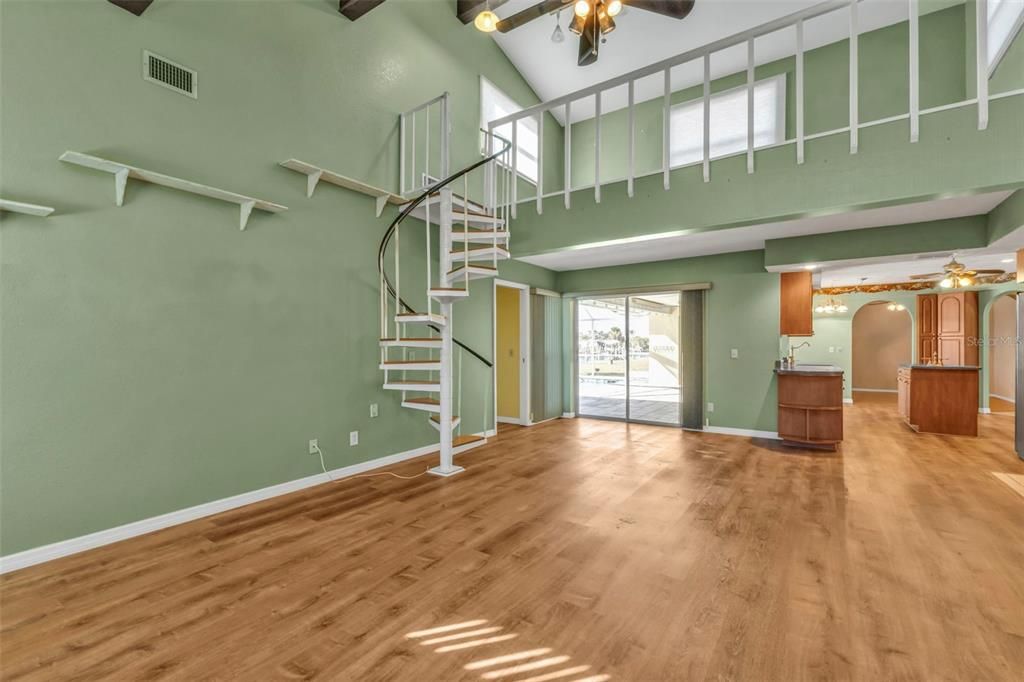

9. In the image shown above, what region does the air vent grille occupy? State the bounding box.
[143,50,197,99]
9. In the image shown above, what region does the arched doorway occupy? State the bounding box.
[851,300,913,404]
[987,292,1018,415]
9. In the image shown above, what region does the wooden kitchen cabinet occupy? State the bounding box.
[916,291,978,366]
[780,271,813,336]
[917,294,937,363]
[775,367,844,449]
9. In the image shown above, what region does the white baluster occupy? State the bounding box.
[849,0,859,154]
[909,0,919,142]
[976,0,989,130]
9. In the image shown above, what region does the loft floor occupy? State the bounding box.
[2,404,1023,680]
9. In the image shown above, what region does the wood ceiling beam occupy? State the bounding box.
[339,0,388,21]
[107,0,155,16]
[456,0,512,24]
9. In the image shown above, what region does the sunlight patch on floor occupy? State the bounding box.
[992,472,1024,499]
[405,619,610,680]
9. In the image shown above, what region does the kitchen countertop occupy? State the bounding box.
[899,364,980,370]
[774,362,844,376]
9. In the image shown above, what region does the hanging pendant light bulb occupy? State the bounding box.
[474,1,498,32]
[606,0,623,16]
[575,0,591,17]
[551,9,565,43]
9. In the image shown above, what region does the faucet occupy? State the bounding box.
[788,341,811,366]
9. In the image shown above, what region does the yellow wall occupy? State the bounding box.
[496,286,520,419]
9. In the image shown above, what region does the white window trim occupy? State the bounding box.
[479,75,539,186]
[668,73,787,168]
[988,0,1024,77]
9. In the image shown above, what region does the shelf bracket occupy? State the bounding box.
[239,201,255,231]
[114,168,129,207]
[375,194,388,218]
[306,170,323,198]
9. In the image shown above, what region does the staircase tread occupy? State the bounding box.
[452,244,510,252]
[429,414,460,422]
[396,312,443,318]
[448,264,497,274]
[454,434,485,446]
[430,287,467,292]
[382,360,440,365]
[405,397,440,405]
[386,380,440,385]
[380,337,440,341]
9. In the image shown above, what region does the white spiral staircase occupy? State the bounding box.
[378,94,513,476]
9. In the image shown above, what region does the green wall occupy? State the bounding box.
[0,0,559,555]
[557,251,780,434]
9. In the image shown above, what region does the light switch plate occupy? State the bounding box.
[730,349,739,359]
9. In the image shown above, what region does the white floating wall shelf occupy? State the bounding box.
[280,159,403,217]
[0,199,56,217]
[59,151,287,230]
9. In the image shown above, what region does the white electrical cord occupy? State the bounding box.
[313,443,430,482]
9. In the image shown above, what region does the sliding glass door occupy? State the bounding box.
[577,297,628,420]
[576,292,683,426]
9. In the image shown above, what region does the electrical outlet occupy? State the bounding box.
[370,403,379,418]
[730,349,739,359]
[349,431,359,447]
[829,346,835,353]
[308,438,318,455]
[707,402,715,413]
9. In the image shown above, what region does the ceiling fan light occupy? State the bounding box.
[940,277,953,289]
[837,304,849,313]
[568,12,585,34]
[574,0,591,17]
[958,276,972,287]
[606,0,623,16]
[896,304,906,311]
[887,303,896,311]
[474,9,498,32]
[597,3,616,33]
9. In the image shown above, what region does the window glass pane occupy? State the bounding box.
[988,0,1024,70]
[481,78,538,183]
[669,75,785,167]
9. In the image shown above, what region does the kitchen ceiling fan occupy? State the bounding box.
[476,0,696,66]
[908,256,1005,289]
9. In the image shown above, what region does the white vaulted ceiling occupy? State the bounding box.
[488,0,963,123]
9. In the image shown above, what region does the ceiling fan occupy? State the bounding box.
[475,0,696,66]
[908,256,1005,289]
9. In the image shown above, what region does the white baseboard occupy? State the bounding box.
[980,407,992,414]
[561,412,576,418]
[843,398,854,404]
[704,426,780,440]
[0,439,451,575]
[852,388,898,393]
[496,416,521,425]
[991,393,1016,404]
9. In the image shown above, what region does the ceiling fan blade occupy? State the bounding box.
[624,0,696,20]
[969,269,1006,275]
[908,273,944,280]
[577,12,600,66]
[496,0,570,32]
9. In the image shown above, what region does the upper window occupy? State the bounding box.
[988,0,1024,75]
[480,77,539,184]
[669,75,786,168]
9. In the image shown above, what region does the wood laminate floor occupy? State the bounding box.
[3,401,1024,681]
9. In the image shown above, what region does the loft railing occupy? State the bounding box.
[487,0,1023,217]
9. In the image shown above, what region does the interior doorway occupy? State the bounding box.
[576,293,683,426]
[494,281,530,426]
[851,300,912,403]
[988,292,1017,415]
